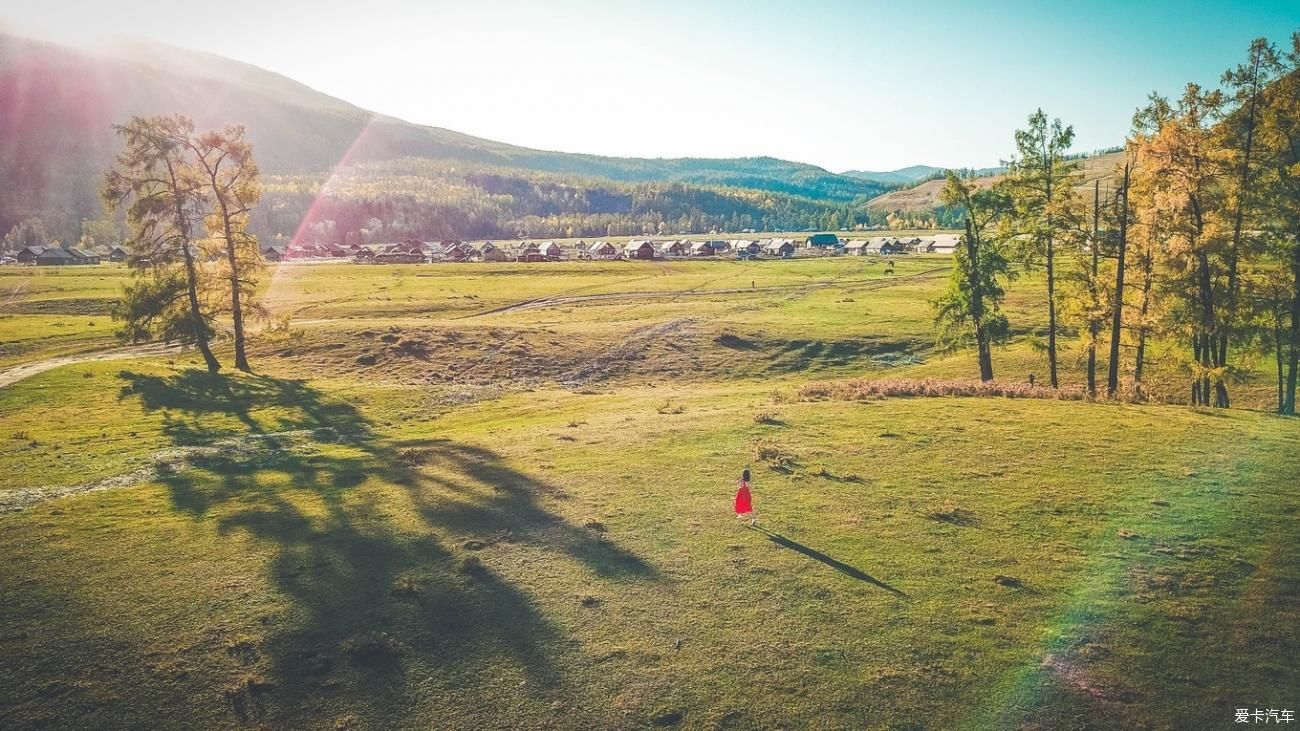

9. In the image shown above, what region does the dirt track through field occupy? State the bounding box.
[0,267,946,390]
[0,343,179,390]
[465,266,948,317]
[556,318,696,385]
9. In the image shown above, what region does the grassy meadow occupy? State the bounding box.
[1,256,1297,730]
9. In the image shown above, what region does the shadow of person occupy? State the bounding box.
[750,524,907,597]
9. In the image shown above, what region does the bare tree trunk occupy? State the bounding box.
[1135,328,1148,388]
[1047,236,1058,388]
[225,237,249,372]
[1194,236,1227,407]
[1192,334,1203,406]
[180,240,220,374]
[212,184,250,372]
[1219,55,1262,382]
[966,216,994,382]
[1107,167,1130,398]
[976,326,994,382]
[1286,240,1300,415]
[1132,250,1153,392]
[164,156,220,374]
[1277,313,1287,414]
[1087,181,1100,398]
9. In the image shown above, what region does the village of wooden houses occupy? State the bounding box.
[4,233,961,266]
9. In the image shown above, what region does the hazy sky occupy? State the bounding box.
[4,1,1296,171]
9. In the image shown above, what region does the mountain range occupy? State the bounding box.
[1,32,921,242]
[841,164,1007,186]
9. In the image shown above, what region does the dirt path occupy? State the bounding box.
[465,267,948,317]
[1,277,31,307]
[556,318,696,386]
[0,343,179,389]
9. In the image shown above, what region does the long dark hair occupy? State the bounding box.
[742,468,750,483]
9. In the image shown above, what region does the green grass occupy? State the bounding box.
[0,266,127,366]
[0,257,1296,729]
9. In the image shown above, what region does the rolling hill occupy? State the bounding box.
[840,167,938,186]
[864,151,1127,214]
[0,32,888,241]
[842,164,1006,187]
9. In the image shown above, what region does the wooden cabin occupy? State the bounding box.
[514,242,545,262]
[865,237,897,255]
[538,241,563,260]
[374,251,424,264]
[588,240,618,259]
[764,239,796,258]
[16,246,43,264]
[399,239,429,255]
[441,242,471,262]
[690,240,715,256]
[479,243,510,262]
[36,246,98,265]
[624,240,656,260]
[658,240,687,257]
[927,234,960,254]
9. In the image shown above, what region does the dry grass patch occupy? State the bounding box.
[799,377,1088,402]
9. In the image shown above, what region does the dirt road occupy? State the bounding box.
[0,343,179,390]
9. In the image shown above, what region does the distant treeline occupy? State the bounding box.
[253,160,877,243]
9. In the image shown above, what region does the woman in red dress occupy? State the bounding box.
[734,468,755,525]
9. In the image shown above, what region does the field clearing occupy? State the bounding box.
[1,255,1297,729]
[260,257,936,320]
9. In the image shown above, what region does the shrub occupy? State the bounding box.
[751,439,797,471]
[343,632,405,669]
[397,448,428,465]
[927,504,979,526]
[395,338,430,357]
[390,575,423,599]
[797,377,1088,402]
[458,555,488,577]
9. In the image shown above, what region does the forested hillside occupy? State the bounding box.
[841,164,1004,186]
[256,159,870,242]
[0,32,885,244]
[864,150,1125,228]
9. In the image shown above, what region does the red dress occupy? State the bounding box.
[734,482,753,515]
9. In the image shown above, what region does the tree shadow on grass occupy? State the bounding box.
[111,369,654,726]
[760,337,926,373]
[751,525,907,597]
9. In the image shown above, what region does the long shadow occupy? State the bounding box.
[752,525,907,597]
[101,369,655,726]
[752,336,928,374]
